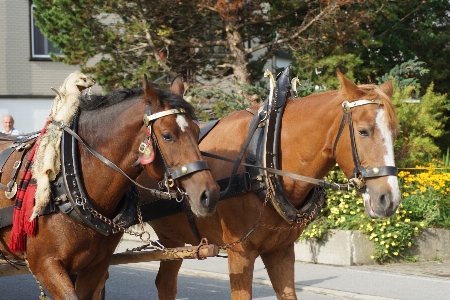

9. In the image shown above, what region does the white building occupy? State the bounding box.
[0,1,97,134]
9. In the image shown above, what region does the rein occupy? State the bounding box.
[203,99,399,193]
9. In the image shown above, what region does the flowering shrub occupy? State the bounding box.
[300,162,450,263]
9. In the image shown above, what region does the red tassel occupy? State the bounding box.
[24,183,37,236]
[8,119,50,252]
[9,207,26,253]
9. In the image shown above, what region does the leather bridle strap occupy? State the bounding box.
[332,100,398,184]
[142,105,211,181]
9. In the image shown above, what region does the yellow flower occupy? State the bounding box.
[408,242,412,247]
[331,207,340,214]
[393,252,399,256]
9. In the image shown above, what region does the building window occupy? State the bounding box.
[31,4,61,59]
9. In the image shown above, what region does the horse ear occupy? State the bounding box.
[170,75,185,96]
[143,74,161,105]
[380,80,393,99]
[336,69,365,100]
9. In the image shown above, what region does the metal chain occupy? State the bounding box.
[218,181,323,250]
[80,201,210,256]
[218,181,274,250]
[23,252,51,300]
[80,202,164,250]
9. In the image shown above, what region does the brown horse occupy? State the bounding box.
[138,70,401,299]
[0,76,219,299]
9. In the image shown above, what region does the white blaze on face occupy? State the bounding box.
[176,114,189,132]
[375,109,401,200]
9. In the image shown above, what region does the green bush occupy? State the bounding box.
[300,163,450,263]
[392,84,448,167]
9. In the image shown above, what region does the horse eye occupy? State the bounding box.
[162,132,174,142]
[358,130,369,137]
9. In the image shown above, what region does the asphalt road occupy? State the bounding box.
[0,265,341,300]
[0,238,448,299]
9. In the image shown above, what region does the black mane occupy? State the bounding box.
[79,87,197,119]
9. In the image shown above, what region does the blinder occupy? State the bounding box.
[334,99,398,191]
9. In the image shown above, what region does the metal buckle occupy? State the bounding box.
[13,161,21,169]
[138,142,147,154]
[143,114,150,127]
[5,182,17,199]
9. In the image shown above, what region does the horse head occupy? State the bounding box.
[333,70,401,218]
[141,75,220,218]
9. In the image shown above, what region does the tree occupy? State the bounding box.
[293,0,450,95]
[379,60,448,167]
[33,0,371,92]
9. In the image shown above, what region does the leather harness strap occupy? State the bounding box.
[0,133,38,195]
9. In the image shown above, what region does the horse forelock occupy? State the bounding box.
[357,84,398,137]
[337,84,398,137]
[79,87,197,120]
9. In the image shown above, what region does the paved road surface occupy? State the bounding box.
[0,238,448,299]
[113,239,449,300]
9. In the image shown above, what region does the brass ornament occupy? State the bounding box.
[143,114,150,127]
[342,101,351,113]
[142,145,153,160]
[181,166,188,174]
[372,167,380,175]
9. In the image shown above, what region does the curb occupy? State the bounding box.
[294,229,450,266]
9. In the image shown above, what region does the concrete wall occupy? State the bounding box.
[295,229,450,266]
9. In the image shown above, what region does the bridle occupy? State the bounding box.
[133,105,210,201]
[54,105,210,202]
[332,99,398,191]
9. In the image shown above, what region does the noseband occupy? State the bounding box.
[333,99,398,191]
[135,105,210,200]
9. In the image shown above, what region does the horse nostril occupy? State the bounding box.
[380,193,396,216]
[200,190,210,208]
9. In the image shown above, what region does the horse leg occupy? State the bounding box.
[260,244,297,300]
[74,261,111,300]
[227,249,258,300]
[92,270,108,300]
[30,257,79,300]
[154,237,185,300]
[155,259,183,300]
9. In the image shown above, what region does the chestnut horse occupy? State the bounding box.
[138,70,401,299]
[0,76,219,299]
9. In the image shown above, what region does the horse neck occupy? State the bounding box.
[279,91,342,203]
[76,98,145,216]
